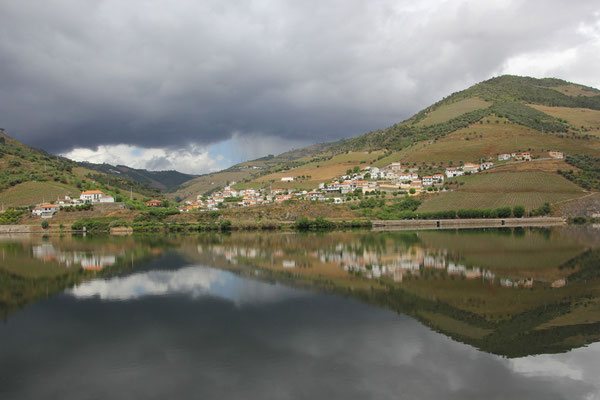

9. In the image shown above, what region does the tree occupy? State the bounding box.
[513,205,525,218]
[41,220,49,229]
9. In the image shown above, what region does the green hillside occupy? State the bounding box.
[333,75,600,152]
[0,131,163,209]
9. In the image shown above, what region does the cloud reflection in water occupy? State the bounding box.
[69,265,308,306]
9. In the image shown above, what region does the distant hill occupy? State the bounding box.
[0,130,162,207]
[169,142,335,200]
[80,162,197,192]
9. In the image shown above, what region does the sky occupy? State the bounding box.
[1,0,599,174]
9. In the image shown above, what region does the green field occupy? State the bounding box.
[417,171,586,212]
[0,181,79,206]
[416,97,491,126]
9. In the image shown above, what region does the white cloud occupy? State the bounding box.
[499,19,600,89]
[69,264,308,305]
[62,144,223,174]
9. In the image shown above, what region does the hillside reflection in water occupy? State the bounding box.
[0,227,599,399]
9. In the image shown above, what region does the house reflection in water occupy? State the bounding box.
[196,239,556,287]
[31,243,118,271]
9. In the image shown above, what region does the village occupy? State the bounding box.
[29,150,564,218]
[179,150,563,212]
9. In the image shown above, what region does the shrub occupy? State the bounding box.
[220,219,232,230]
[294,217,312,230]
[41,220,49,229]
[293,216,335,230]
[513,205,526,218]
[495,207,512,218]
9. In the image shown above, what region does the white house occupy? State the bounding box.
[445,168,464,178]
[281,177,295,182]
[32,204,58,218]
[463,163,480,173]
[307,191,324,201]
[397,173,419,182]
[422,176,434,186]
[481,162,494,170]
[324,182,341,192]
[433,174,445,183]
[80,190,114,203]
[498,153,511,161]
[389,162,403,172]
[548,151,564,159]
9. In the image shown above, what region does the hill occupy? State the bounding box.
[333,75,600,152]
[0,130,163,209]
[218,75,600,213]
[80,162,197,192]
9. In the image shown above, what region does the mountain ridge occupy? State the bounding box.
[79,162,198,192]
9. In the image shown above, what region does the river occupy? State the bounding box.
[1,227,599,399]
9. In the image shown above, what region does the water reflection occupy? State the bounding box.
[69,264,308,305]
[1,228,600,399]
[32,242,118,270]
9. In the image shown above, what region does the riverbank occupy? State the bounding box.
[0,216,573,234]
[372,217,566,231]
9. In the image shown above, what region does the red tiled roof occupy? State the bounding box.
[81,190,105,195]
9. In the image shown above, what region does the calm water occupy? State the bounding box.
[1,227,599,399]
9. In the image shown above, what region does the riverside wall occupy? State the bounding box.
[372,217,566,231]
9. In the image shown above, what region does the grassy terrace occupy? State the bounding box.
[415,97,492,126]
[418,170,585,212]
[0,181,79,206]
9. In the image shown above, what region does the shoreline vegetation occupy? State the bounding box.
[2,195,598,234]
[3,215,595,235]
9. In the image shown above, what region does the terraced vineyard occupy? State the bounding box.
[418,170,586,212]
[415,98,492,126]
[0,181,79,206]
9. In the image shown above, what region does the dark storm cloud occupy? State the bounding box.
[1,0,599,153]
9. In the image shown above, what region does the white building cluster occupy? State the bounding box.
[183,162,453,211]
[31,190,115,218]
[322,163,445,195]
[196,240,551,290]
[445,161,494,178]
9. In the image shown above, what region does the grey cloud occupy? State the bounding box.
[1,0,599,153]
